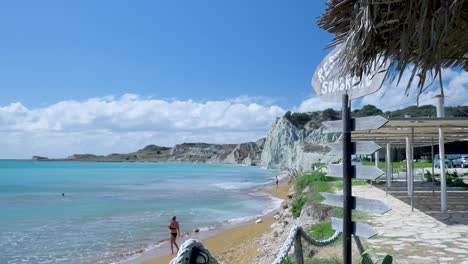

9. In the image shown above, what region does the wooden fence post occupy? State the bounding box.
[294,231,304,264]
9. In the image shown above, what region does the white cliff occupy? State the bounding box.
[260,117,340,171]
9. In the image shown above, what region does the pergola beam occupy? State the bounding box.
[349,116,468,213]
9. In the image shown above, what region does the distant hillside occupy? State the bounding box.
[64,145,172,162]
[284,104,468,129]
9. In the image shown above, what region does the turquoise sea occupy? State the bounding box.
[0,160,280,264]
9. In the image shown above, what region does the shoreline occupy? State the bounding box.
[126,181,290,264]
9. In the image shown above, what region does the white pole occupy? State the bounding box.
[411,128,415,211]
[375,151,379,168]
[386,143,391,189]
[435,95,447,211]
[439,127,446,211]
[406,137,411,196]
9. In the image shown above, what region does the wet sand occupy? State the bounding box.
[144,182,290,264]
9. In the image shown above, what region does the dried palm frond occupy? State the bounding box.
[318,0,468,96]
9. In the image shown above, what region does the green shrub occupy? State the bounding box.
[451,178,467,187]
[446,171,468,187]
[283,256,293,264]
[361,248,393,264]
[311,162,327,172]
[292,195,306,218]
[424,170,433,181]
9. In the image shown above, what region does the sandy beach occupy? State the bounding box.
[144,182,290,264]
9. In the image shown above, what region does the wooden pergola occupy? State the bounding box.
[353,118,468,147]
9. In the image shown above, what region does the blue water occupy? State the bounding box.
[0,161,280,264]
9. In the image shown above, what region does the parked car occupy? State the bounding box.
[434,154,454,168]
[351,155,362,166]
[453,155,468,168]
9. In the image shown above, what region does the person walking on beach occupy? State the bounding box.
[275,176,279,188]
[168,216,180,254]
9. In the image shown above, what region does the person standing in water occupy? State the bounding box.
[168,216,180,254]
[275,176,279,188]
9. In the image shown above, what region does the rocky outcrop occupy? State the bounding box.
[260,117,340,171]
[32,156,49,161]
[167,141,264,165]
[168,143,237,163]
[223,139,264,165]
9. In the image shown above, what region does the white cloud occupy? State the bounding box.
[0,95,285,159]
[360,68,468,110]
[299,68,468,112]
[297,97,341,112]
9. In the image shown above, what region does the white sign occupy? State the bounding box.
[311,44,388,102]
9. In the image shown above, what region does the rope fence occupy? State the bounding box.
[167,223,377,264]
[272,225,342,264]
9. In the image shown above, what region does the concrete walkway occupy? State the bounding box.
[353,185,468,264]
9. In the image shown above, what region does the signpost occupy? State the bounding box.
[326,164,384,180]
[312,43,389,264]
[311,44,388,102]
[320,112,391,264]
[327,141,381,155]
[331,218,377,239]
[320,192,391,215]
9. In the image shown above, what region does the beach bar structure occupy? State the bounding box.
[351,116,468,212]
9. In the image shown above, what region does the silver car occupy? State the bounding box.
[453,155,468,168]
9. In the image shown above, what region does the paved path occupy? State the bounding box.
[353,185,468,264]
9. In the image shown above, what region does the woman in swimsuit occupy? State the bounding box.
[168,216,180,254]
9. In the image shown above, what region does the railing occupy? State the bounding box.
[272,225,341,264]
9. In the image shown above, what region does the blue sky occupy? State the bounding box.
[0,0,330,109]
[0,1,467,158]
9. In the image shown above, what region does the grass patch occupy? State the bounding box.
[363,161,432,168]
[296,172,338,193]
[284,256,341,264]
[333,207,369,221]
[310,181,335,203]
[308,222,335,240]
[293,171,370,221]
[305,258,341,264]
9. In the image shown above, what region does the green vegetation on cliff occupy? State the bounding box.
[284,104,468,129]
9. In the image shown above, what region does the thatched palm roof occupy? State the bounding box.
[318,0,468,96]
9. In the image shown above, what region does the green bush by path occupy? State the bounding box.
[292,195,307,218]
